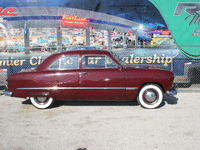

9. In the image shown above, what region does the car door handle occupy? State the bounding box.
[79,72,88,75]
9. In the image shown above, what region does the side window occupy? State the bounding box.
[49,55,79,70]
[106,56,118,68]
[82,55,118,69]
[60,55,79,69]
[82,56,105,68]
[49,60,59,69]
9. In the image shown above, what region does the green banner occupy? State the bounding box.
[149,0,200,59]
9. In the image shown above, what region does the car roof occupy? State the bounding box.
[54,49,111,56]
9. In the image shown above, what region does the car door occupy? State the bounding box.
[79,54,126,100]
[47,54,80,100]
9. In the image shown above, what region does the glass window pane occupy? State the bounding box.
[0,29,24,53]
[49,60,59,69]
[90,29,108,49]
[29,28,57,53]
[62,28,86,49]
[106,56,118,68]
[111,31,124,49]
[82,56,105,68]
[60,55,79,69]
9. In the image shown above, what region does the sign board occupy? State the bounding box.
[0,8,18,16]
[59,14,88,27]
[150,0,200,60]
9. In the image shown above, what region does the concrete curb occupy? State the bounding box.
[177,88,200,93]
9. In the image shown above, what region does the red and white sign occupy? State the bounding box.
[149,30,171,35]
[0,8,18,16]
[59,14,88,27]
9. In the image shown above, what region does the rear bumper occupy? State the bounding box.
[5,91,12,97]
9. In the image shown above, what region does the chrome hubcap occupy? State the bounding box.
[36,97,47,103]
[143,89,158,104]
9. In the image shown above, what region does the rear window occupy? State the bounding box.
[49,55,79,70]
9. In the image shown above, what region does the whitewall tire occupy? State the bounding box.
[30,97,55,109]
[137,84,163,109]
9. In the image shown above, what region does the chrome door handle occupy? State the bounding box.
[79,72,87,75]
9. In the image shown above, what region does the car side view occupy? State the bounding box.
[6,50,177,109]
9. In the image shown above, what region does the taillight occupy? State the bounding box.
[184,62,192,66]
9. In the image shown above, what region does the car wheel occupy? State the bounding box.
[30,97,55,109]
[137,84,163,109]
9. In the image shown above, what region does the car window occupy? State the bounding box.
[82,55,118,69]
[49,55,79,70]
[50,60,59,69]
[110,51,126,67]
[106,56,118,68]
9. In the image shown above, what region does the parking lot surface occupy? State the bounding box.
[0,93,200,150]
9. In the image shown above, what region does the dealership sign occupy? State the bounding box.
[0,54,173,68]
[59,14,88,27]
[150,0,200,60]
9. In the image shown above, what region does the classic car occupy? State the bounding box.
[5,50,177,109]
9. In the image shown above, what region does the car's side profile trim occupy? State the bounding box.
[126,87,138,90]
[17,87,138,90]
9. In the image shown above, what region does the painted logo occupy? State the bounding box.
[0,8,18,16]
[174,3,200,27]
[149,0,200,59]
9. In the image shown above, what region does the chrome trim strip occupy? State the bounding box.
[17,87,138,90]
[126,87,138,90]
[80,87,125,90]
[17,87,79,90]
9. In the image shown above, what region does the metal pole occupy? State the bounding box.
[86,26,90,47]
[24,27,30,54]
[57,27,62,52]
[108,30,112,50]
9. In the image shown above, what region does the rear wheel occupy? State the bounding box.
[30,97,55,109]
[137,84,163,109]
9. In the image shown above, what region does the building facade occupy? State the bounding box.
[0,7,151,53]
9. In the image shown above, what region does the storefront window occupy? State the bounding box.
[0,29,24,53]
[126,34,136,48]
[90,29,108,49]
[29,28,57,52]
[62,28,86,49]
[151,34,176,48]
[111,32,124,49]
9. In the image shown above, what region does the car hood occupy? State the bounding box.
[125,64,169,71]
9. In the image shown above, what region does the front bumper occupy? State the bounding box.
[166,90,177,96]
[5,91,12,97]
[166,84,178,96]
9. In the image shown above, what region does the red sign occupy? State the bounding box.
[59,14,88,27]
[0,8,18,16]
[161,30,170,35]
[149,30,171,35]
[128,30,131,37]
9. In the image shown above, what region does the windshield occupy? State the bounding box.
[110,51,126,67]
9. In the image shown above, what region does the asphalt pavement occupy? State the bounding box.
[0,91,200,150]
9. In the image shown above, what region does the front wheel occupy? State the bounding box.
[30,97,55,109]
[137,84,163,109]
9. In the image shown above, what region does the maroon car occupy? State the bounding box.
[6,50,177,109]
